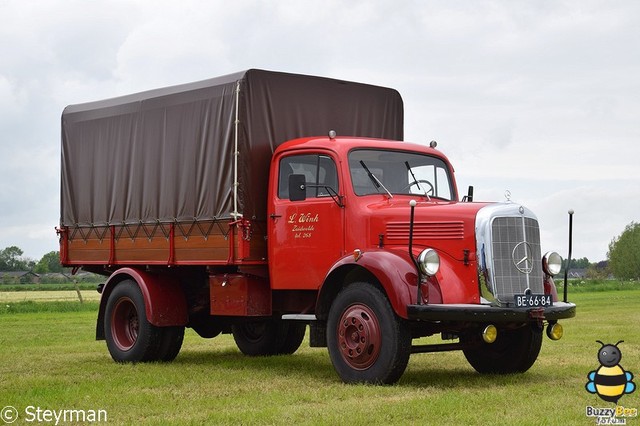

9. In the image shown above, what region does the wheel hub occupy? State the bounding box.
[337,304,381,370]
[111,297,139,351]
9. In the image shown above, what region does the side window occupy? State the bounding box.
[278,154,338,199]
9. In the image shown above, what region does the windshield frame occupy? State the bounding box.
[348,148,456,201]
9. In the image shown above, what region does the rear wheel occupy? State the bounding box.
[104,280,162,362]
[232,319,305,356]
[276,322,306,355]
[156,326,185,362]
[327,283,411,384]
[462,324,543,374]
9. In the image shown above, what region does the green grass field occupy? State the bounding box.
[0,288,638,425]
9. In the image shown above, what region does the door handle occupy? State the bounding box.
[270,213,282,219]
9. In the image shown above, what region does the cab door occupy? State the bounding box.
[268,153,344,290]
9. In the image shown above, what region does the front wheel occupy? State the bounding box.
[462,324,543,374]
[327,283,411,384]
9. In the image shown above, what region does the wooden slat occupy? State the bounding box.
[63,220,268,265]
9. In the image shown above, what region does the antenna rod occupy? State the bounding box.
[408,200,422,304]
[563,209,574,303]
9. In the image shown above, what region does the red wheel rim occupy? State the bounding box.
[111,297,139,351]
[336,303,381,370]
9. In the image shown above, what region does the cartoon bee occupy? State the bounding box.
[586,340,636,403]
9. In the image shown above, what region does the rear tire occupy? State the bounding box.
[232,320,306,356]
[276,322,306,355]
[327,283,411,384]
[462,324,543,374]
[104,280,162,363]
[157,326,185,362]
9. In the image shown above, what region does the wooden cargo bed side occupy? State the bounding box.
[59,220,267,266]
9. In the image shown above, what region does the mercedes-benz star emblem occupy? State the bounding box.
[512,241,534,274]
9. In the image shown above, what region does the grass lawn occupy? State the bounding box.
[0,289,638,425]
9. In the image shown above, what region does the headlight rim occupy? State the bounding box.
[542,251,563,276]
[417,248,440,276]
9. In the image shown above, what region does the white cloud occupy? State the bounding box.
[0,0,639,262]
[532,183,640,262]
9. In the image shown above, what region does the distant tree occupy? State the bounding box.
[585,263,609,280]
[0,246,29,271]
[34,251,64,274]
[558,256,591,276]
[608,222,640,280]
[571,257,591,269]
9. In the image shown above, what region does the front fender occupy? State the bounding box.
[96,267,188,340]
[435,252,480,304]
[321,249,418,319]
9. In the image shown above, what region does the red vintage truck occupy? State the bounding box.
[58,69,575,384]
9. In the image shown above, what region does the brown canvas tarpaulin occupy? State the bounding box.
[61,69,403,228]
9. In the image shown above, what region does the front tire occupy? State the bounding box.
[462,324,543,374]
[327,283,411,384]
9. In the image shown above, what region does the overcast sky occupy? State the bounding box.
[1,0,638,263]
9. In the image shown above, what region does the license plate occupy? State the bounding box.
[514,294,553,308]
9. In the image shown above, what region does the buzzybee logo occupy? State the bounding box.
[586,340,636,403]
[584,340,637,425]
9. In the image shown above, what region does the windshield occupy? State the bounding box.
[348,149,455,200]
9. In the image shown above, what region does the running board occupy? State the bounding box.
[281,314,317,321]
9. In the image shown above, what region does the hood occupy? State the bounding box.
[368,197,492,262]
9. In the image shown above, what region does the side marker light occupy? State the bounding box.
[353,249,362,262]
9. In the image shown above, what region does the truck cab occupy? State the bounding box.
[267,134,575,383]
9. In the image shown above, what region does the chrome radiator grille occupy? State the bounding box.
[476,204,544,305]
[491,217,543,300]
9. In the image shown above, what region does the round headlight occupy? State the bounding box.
[417,248,440,276]
[542,251,563,276]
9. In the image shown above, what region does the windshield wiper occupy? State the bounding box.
[360,160,393,198]
[405,161,430,200]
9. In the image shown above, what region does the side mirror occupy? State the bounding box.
[463,185,474,202]
[288,174,307,201]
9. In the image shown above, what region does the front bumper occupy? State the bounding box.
[407,301,576,323]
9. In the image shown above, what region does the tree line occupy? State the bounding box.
[0,247,65,274]
[607,221,640,280]
[1,221,638,279]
